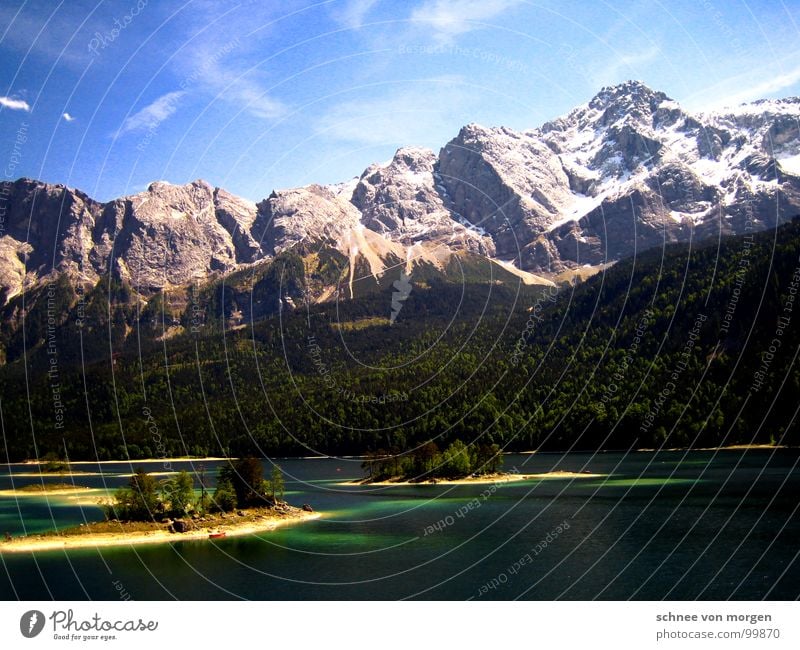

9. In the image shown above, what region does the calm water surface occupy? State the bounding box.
[1,450,798,600]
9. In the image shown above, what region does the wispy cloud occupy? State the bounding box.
[62,112,75,122]
[315,77,474,146]
[410,0,522,43]
[171,6,287,122]
[694,64,800,110]
[200,62,286,120]
[0,96,31,111]
[116,91,185,137]
[589,45,661,89]
[333,0,381,29]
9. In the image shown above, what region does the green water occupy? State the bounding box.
[1,450,798,600]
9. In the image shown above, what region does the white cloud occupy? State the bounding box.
[215,77,285,120]
[315,77,475,146]
[116,91,185,137]
[410,0,522,42]
[174,37,286,121]
[335,0,381,29]
[167,3,289,122]
[0,96,31,111]
[62,112,75,122]
[589,45,661,89]
[690,64,800,110]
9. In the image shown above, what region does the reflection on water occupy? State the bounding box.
[1,450,798,600]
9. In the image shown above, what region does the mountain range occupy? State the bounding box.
[1,80,799,328]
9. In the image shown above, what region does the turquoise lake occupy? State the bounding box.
[1,450,798,600]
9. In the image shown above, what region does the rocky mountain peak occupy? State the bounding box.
[3,82,800,307]
[589,80,670,119]
[388,146,437,171]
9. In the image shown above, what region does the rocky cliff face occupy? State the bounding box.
[0,178,260,298]
[528,82,800,270]
[2,80,799,305]
[351,146,494,256]
[254,183,361,256]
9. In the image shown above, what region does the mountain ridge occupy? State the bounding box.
[2,80,799,308]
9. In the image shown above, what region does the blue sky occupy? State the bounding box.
[1,0,799,202]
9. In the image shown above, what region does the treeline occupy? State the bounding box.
[107,458,285,522]
[362,441,503,481]
[2,219,800,461]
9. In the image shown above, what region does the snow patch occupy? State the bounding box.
[777,152,800,175]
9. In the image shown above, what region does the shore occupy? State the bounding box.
[342,470,605,486]
[7,457,230,466]
[0,484,99,498]
[635,443,788,452]
[0,507,320,554]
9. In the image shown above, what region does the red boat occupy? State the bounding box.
[208,531,226,539]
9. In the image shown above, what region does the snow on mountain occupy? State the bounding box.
[350,146,494,256]
[3,81,800,304]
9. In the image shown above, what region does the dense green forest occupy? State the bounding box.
[2,219,799,461]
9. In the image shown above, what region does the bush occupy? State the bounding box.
[212,476,237,512]
[161,470,194,516]
[107,469,161,521]
[440,440,471,478]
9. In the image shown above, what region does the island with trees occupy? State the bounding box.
[359,440,504,483]
[0,458,318,553]
[354,440,603,485]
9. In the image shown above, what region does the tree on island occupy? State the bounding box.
[414,442,440,476]
[225,458,269,507]
[211,468,236,512]
[40,451,71,473]
[212,458,285,511]
[161,470,195,517]
[270,465,285,501]
[107,469,161,521]
[440,440,472,478]
[212,472,237,512]
[107,460,287,520]
[363,440,504,482]
[474,443,503,474]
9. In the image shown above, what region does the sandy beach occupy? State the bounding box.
[0,508,320,553]
[635,443,788,452]
[1,471,104,477]
[7,457,230,466]
[0,485,99,497]
[342,470,605,486]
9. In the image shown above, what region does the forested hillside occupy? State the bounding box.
[2,219,799,461]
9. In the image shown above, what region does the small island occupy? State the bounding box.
[350,441,603,485]
[0,483,98,498]
[0,458,318,553]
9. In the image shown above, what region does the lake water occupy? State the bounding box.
[1,450,798,600]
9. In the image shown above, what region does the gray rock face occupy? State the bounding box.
[437,124,573,261]
[0,179,102,299]
[3,81,800,305]
[437,81,800,272]
[253,184,361,256]
[106,180,258,290]
[0,178,259,299]
[350,146,494,256]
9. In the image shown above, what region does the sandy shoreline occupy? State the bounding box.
[1,471,103,477]
[0,486,99,498]
[341,470,605,486]
[635,444,788,452]
[0,510,320,554]
[6,457,231,466]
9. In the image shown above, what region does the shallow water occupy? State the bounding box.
[1,449,798,600]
